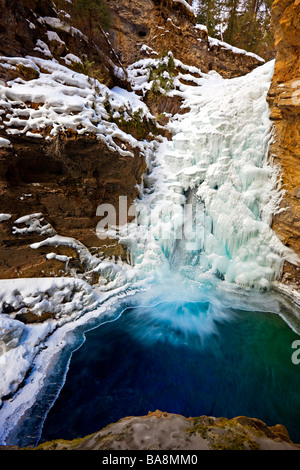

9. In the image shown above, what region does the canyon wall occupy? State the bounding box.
[268,0,300,288]
[1,0,299,290]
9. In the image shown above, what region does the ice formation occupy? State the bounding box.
[122,60,298,291]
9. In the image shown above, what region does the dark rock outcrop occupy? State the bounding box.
[0,133,146,280]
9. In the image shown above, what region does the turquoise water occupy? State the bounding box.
[38,292,300,445]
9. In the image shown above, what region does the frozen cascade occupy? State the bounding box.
[122,60,298,291]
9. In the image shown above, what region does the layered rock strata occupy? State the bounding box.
[268,0,300,288]
[107,0,264,78]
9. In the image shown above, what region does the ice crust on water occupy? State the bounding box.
[12,213,56,236]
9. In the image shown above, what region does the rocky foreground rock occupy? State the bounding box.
[268,0,300,289]
[2,411,298,451]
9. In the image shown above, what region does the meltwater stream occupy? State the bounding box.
[4,60,300,447]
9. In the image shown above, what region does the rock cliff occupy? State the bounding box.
[0,0,300,453]
[106,0,263,78]
[267,0,300,289]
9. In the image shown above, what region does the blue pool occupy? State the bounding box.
[38,296,300,445]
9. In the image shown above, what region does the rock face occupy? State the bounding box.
[30,411,300,450]
[267,0,300,288]
[0,0,150,282]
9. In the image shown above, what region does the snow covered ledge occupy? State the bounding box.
[0,277,99,405]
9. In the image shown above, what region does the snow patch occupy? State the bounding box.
[208,36,265,63]
[34,40,52,58]
[194,24,208,33]
[63,53,82,65]
[172,0,196,15]
[46,31,65,45]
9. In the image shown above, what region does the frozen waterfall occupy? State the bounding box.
[122,60,298,291]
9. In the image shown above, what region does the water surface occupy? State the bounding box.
[39,296,300,444]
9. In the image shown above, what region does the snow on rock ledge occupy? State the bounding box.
[0,277,100,407]
[0,55,155,158]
